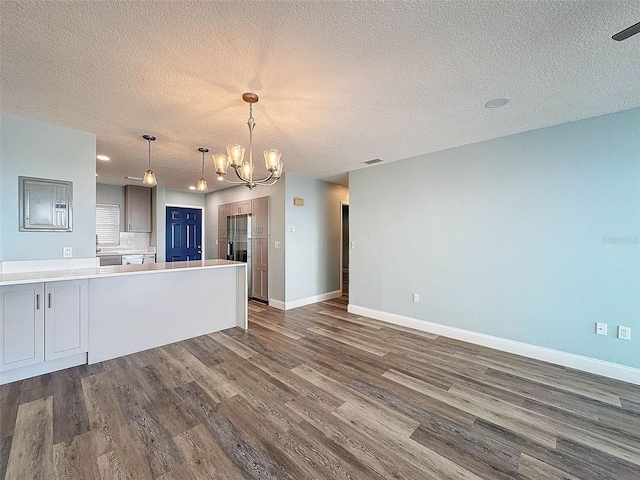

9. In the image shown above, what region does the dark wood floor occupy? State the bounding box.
[2,297,640,479]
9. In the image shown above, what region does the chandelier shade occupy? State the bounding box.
[213,153,230,176]
[264,149,281,171]
[226,144,245,167]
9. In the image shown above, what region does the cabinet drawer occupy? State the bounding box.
[99,255,122,266]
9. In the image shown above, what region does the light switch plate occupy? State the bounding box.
[596,322,607,336]
[289,226,295,233]
[274,241,281,249]
[63,246,72,258]
[351,241,356,249]
[618,326,631,341]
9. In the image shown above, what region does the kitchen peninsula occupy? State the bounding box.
[0,259,247,384]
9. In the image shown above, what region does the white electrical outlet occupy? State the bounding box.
[289,226,296,233]
[596,322,608,336]
[274,241,281,249]
[413,293,420,303]
[618,326,631,341]
[63,246,72,258]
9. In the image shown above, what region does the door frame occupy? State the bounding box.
[165,204,205,259]
[340,201,349,296]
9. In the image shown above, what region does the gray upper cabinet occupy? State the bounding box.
[125,185,152,232]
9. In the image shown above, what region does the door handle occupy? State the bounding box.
[36,294,41,310]
[48,293,52,308]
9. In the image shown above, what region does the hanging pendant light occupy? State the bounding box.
[142,135,157,186]
[196,147,209,192]
[212,93,283,190]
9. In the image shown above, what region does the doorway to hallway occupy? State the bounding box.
[341,202,349,296]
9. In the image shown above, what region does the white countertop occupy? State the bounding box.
[0,259,245,286]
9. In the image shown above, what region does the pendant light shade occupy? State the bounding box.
[142,170,157,186]
[196,147,209,192]
[142,135,157,186]
[196,177,208,191]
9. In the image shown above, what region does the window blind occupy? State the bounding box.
[96,204,120,245]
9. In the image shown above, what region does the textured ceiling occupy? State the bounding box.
[1,1,639,192]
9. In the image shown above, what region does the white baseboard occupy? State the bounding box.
[0,353,87,385]
[348,304,640,386]
[269,290,342,311]
[269,299,286,310]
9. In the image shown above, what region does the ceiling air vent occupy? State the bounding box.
[363,158,384,165]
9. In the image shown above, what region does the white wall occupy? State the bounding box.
[349,107,640,370]
[0,114,96,261]
[285,174,349,302]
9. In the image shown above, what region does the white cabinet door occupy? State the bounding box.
[44,280,88,361]
[0,283,45,371]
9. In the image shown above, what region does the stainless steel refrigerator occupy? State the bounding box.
[226,214,252,297]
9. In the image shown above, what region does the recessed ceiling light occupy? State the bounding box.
[485,98,509,109]
[96,154,110,161]
[189,186,196,190]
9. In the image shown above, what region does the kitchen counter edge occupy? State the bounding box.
[0,260,245,286]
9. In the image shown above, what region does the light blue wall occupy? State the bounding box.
[285,174,349,302]
[350,108,640,369]
[151,186,166,262]
[0,114,96,261]
[166,189,206,208]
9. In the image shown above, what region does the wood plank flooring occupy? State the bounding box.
[2,296,640,479]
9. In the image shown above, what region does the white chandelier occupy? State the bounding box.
[212,93,283,190]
